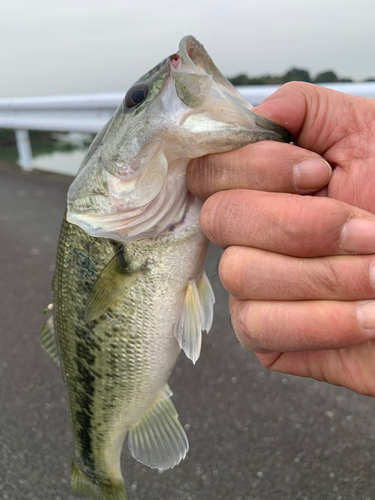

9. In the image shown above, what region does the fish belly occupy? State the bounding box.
[54,216,209,489]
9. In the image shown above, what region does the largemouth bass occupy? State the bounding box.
[40,36,291,500]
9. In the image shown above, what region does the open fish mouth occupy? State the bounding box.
[174,36,291,143]
[67,36,291,242]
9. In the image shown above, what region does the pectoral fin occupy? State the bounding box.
[84,248,143,323]
[40,315,61,366]
[175,272,215,364]
[196,271,215,332]
[128,386,188,470]
[175,279,203,364]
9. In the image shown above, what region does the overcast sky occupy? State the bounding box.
[1,0,374,98]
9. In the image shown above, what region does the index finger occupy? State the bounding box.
[187,141,331,201]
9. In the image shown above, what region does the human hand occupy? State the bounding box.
[186,82,375,396]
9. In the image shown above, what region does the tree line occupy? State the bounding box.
[228,68,375,86]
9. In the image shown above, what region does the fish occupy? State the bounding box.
[40,35,291,500]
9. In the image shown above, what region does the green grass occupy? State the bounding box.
[0,129,93,163]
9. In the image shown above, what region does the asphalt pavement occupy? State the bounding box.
[1,160,375,500]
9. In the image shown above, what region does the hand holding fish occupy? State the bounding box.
[187,82,375,396]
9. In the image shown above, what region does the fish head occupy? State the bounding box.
[67,36,291,241]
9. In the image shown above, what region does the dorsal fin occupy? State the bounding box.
[40,315,61,366]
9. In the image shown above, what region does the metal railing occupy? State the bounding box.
[1,82,375,171]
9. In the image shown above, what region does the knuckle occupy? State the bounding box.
[230,300,263,351]
[277,195,343,256]
[278,81,316,99]
[200,191,239,246]
[283,81,309,91]
[199,192,225,241]
[188,153,231,198]
[219,247,242,294]
[312,260,342,297]
[230,301,248,342]
[186,157,209,199]
[317,256,374,299]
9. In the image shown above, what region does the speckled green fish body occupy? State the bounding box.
[41,36,291,500]
[54,216,207,499]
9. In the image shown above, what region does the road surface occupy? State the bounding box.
[1,160,375,500]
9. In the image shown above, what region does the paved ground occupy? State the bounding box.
[1,160,375,500]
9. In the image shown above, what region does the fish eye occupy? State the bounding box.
[125,83,149,108]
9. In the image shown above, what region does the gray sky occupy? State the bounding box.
[1,0,374,98]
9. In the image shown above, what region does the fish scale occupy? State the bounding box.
[40,35,291,500]
[54,214,209,492]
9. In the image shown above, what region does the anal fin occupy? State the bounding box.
[128,386,188,471]
[40,315,61,366]
[175,272,215,364]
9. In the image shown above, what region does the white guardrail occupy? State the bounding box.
[1,82,375,171]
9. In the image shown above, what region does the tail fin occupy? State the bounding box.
[71,460,128,500]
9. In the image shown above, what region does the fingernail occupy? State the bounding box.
[341,217,375,254]
[293,159,331,190]
[357,302,375,330]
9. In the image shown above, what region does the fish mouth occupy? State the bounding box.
[251,113,292,143]
[67,36,292,243]
[176,35,291,144]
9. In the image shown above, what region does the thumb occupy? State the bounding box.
[252,82,374,156]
